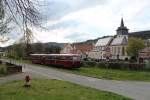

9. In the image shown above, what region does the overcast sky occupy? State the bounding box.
[1,0,150,46]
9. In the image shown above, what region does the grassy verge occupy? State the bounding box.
[66,67,150,81]
[5,59,150,81]
[0,79,132,100]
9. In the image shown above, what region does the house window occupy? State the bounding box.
[118,47,120,54]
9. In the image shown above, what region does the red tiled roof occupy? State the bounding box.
[71,44,93,54]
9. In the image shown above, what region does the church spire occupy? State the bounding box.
[116,18,129,35]
[121,18,124,27]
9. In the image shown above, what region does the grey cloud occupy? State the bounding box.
[65,32,87,42]
[41,0,107,20]
[47,20,80,30]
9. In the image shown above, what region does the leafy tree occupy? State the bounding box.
[31,42,44,53]
[6,43,26,59]
[126,37,146,61]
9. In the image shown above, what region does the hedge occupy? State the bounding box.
[84,61,148,71]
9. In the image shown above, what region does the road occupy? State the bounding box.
[1,61,150,100]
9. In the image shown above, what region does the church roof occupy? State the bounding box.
[95,37,113,46]
[121,18,125,27]
[116,18,129,35]
[117,18,128,31]
[111,36,128,46]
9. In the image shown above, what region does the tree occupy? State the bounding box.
[2,0,41,28]
[6,43,26,59]
[0,0,12,42]
[126,37,146,61]
[1,0,42,45]
[24,28,34,56]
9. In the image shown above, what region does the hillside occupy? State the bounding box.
[77,30,150,45]
[74,35,112,45]
[129,30,150,39]
[1,30,150,50]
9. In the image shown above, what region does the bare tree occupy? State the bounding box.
[3,0,41,28]
[0,0,12,42]
[1,0,41,41]
[1,0,42,56]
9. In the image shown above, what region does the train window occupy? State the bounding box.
[47,56,55,59]
[67,56,73,60]
[73,57,78,60]
[73,56,81,61]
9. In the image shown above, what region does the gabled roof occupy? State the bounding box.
[95,37,113,46]
[111,36,128,46]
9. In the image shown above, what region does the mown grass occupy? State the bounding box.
[66,67,150,81]
[0,79,132,100]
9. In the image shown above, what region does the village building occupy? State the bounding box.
[139,47,150,60]
[88,18,129,60]
[110,18,129,60]
[146,39,150,47]
[88,37,113,60]
[60,43,93,59]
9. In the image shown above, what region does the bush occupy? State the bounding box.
[83,61,97,67]
[0,67,6,74]
[93,62,146,71]
[145,61,150,70]
[83,60,147,71]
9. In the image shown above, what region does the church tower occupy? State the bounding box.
[116,18,129,36]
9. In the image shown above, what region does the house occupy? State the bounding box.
[60,44,73,54]
[146,39,150,47]
[88,37,113,60]
[88,18,129,60]
[60,43,93,59]
[139,47,150,60]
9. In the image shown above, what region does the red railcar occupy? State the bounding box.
[30,54,82,68]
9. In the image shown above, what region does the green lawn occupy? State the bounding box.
[0,79,132,100]
[66,67,150,81]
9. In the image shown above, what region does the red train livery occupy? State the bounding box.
[30,54,82,68]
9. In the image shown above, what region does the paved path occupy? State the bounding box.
[1,60,150,100]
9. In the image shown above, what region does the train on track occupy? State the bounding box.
[30,54,82,68]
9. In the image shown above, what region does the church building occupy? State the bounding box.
[88,18,130,60]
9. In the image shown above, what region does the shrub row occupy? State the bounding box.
[0,60,22,75]
[0,67,6,74]
[83,61,148,71]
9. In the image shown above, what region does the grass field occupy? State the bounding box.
[39,64,150,81]
[66,67,150,81]
[0,79,132,100]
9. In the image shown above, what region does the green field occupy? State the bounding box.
[38,65,150,81]
[66,67,150,81]
[0,79,132,100]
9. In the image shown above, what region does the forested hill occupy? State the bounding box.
[129,30,150,39]
[74,36,112,45]
[1,30,150,49]
[76,30,150,45]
